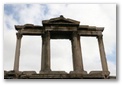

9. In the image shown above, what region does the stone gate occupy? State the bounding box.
[5,15,110,79]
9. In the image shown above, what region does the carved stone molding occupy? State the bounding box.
[16,33,23,39]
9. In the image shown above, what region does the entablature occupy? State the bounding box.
[15,16,104,37]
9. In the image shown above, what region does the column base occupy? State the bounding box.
[40,69,51,73]
[83,71,110,79]
[4,70,111,79]
[39,71,67,74]
[37,71,68,78]
[69,71,87,78]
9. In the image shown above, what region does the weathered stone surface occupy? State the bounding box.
[69,71,87,78]
[4,70,115,79]
[22,71,37,75]
[42,15,80,25]
[4,70,22,79]
[15,16,104,36]
[4,15,113,79]
[40,71,68,74]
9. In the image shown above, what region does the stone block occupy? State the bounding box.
[89,71,110,77]
[69,71,87,78]
[22,71,37,76]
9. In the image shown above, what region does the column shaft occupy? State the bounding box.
[71,32,83,71]
[41,31,51,71]
[14,33,22,72]
[97,35,108,71]
[45,31,51,71]
[77,36,84,71]
[41,35,45,71]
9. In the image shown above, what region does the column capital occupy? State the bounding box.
[72,31,77,34]
[97,34,103,39]
[16,33,23,39]
[72,31,78,38]
[45,31,50,36]
[42,31,50,38]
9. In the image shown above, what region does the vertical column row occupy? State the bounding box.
[14,33,22,72]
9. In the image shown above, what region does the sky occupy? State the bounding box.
[4,4,116,76]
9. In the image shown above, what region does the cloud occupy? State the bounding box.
[51,40,73,71]
[4,4,116,76]
[4,13,17,70]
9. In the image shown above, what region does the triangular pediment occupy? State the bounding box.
[49,19,73,24]
[42,15,80,25]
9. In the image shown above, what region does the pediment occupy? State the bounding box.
[42,15,80,25]
[49,19,73,24]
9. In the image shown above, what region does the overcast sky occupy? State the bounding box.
[4,4,116,76]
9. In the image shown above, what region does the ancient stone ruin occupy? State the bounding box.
[4,15,113,79]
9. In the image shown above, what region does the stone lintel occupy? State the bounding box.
[15,24,43,31]
[78,25,104,31]
[78,30,102,36]
[20,31,44,35]
[45,26,77,31]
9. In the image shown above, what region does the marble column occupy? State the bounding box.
[14,33,22,72]
[41,35,45,71]
[77,35,84,71]
[41,31,51,72]
[97,35,108,72]
[71,32,83,71]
